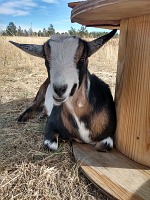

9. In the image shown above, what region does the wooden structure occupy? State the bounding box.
[69,1,150,199]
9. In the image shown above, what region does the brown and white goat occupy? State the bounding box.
[9,30,116,151]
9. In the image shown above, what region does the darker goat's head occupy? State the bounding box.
[9,30,117,105]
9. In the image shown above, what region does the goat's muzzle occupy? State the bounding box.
[53,84,67,97]
[53,83,77,105]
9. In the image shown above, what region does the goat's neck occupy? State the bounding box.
[74,72,90,106]
[64,73,91,117]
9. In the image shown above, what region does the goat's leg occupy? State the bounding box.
[18,78,49,122]
[43,106,63,151]
[44,120,59,151]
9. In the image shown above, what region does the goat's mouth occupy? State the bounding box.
[53,96,66,105]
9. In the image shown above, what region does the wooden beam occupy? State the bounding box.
[73,142,150,200]
[115,14,150,167]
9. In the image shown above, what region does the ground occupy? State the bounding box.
[0,36,118,200]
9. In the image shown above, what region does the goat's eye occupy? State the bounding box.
[80,57,85,62]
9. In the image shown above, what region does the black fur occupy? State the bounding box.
[45,106,71,142]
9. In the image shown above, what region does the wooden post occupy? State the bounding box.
[115,14,150,167]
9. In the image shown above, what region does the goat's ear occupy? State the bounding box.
[87,29,117,57]
[9,41,44,58]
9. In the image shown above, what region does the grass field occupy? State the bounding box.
[0,36,119,200]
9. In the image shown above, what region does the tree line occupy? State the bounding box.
[1,22,119,38]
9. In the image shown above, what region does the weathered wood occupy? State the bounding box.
[69,0,150,29]
[115,14,150,167]
[73,142,150,200]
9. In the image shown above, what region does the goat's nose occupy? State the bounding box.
[53,84,67,97]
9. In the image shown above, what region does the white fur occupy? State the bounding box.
[44,84,54,116]
[75,118,91,143]
[44,139,58,150]
[65,98,92,143]
[87,75,90,97]
[49,35,79,101]
[101,137,113,148]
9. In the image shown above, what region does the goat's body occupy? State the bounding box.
[10,30,117,151]
[44,72,116,151]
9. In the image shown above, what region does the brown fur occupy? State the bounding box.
[74,42,84,63]
[72,75,93,117]
[61,75,108,142]
[61,105,73,136]
[90,109,108,141]
[44,41,51,61]
[61,75,91,140]
[18,78,49,122]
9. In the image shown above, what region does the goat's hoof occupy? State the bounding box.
[44,139,58,151]
[95,137,113,152]
[17,113,29,122]
[17,116,27,122]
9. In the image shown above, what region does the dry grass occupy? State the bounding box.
[0,36,119,200]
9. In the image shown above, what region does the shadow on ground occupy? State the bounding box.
[0,98,47,170]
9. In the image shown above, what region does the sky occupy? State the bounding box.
[0,0,108,33]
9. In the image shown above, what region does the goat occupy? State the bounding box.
[9,30,116,151]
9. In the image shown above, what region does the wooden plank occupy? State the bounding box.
[73,142,150,200]
[69,0,150,29]
[115,14,150,167]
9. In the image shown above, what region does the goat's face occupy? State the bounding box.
[47,35,84,105]
[9,30,117,105]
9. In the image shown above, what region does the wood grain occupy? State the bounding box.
[73,142,150,200]
[115,14,150,167]
[69,0,150,29]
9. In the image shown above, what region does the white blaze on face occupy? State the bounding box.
[49,35,80,100]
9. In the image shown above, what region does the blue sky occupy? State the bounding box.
[0,0,108,33]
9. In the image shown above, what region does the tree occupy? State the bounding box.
[6,22,17,36]
[43,28,47,37]
[17,26,23,36]
[47,24,55,36]
[28,28,33,36]
[78,26,88,37]
[68,27,77,36]
[38,30,43,37]
[23,29,29,36]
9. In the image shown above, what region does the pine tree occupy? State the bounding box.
[6,22,17,36]
[17,26,23,36]
[78,26,88,37]
[47,24,55,36]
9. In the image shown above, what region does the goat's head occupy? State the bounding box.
[9,30,117,105]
